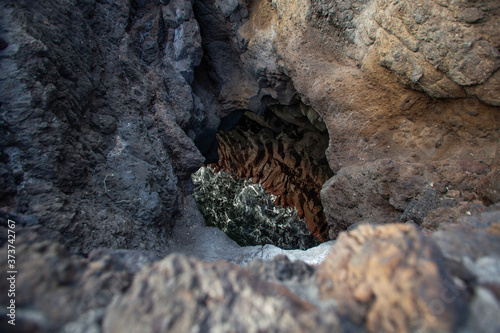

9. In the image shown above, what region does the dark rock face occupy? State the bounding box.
[0,228,159,332]
[433,210,500,261]
[0,0,208,255]
[212,109,333,241]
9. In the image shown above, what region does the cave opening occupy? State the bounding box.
[192,102,333,250]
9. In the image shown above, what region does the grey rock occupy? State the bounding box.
[0,0,209,255]
[60,309,106,333]
[432,211,500,261]
[400,188,456,225]
[91,114,116,134]
[103,254,345,333]
[0,235,158,331]
[245,255,324,309]
[0,1,499,333]
[460,287,500,333]
[164,194,334,266]
[463,256,500,285]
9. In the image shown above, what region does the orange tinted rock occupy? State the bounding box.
[317,223,467,333]
[214,112,333,241]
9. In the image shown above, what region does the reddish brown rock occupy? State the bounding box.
[321,159,494,237]
[211,111,333,241]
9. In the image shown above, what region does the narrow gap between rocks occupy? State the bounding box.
[192,102,333,250]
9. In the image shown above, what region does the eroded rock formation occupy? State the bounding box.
[212,108,333,241]
[1,0,500,332]
[0,0,213,255]
[196,0,499,234]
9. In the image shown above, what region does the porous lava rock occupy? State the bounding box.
[103,254,343,333]
[1,0,500,332]
[316,223,467,333]
[4,215,500,333]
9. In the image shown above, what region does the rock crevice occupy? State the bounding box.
[211,108,333,241]
[1,0,500,332]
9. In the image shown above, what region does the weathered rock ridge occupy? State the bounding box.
[0,0,499,332]
[2,213,500,332]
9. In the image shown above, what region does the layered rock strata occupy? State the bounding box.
[211,108,333,241]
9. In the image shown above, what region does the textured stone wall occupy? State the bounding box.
[1,1,500,332]
[195,0,499,234]
[212,109,333,241]
[0,0,211,254]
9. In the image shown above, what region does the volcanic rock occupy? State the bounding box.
[212,110,333,241]
[103,254,344,333]
[0,228,159,332]
[0,0,213,255]
[0,0,500,332]
[317,223,467,333]
[321,159,494,236]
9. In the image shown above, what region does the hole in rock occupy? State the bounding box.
[192,102,333,250]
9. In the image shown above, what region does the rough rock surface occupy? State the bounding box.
[0,0,210,255]
[195,0,499,235]
[3,214,500,333]
[103,254,342,333]
[309,0,500,102]
[1,0,498,250]
[0,0,500,333]
[321,159,490,236]
[0,228,160,332]
[317,223,467,333]
[212,110,333,241]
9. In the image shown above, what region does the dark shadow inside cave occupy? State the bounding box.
[192,102,333,250]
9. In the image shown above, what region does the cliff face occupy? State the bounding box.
[0,0,211,254]
[2,0,498,252]
[1,0,500,332]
